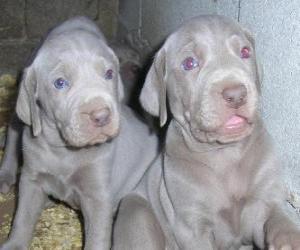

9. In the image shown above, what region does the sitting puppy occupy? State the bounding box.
[125,15,300,249]
[0,16,158,250]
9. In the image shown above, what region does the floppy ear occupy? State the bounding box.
[139,49,167,126]
[255,59,263,93]
[16,66,42,136]
[107,46,125,102]
[117,74,125,101]
[242,27,263,93]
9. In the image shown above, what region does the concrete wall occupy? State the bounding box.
[119,0,300,203]
[0,0,119,75]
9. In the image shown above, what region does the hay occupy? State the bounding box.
[0,74,18,128]
[0,126,7,149]
[31,204,82,250]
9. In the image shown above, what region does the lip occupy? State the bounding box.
[224,115,247,129]
[220,115,251,135]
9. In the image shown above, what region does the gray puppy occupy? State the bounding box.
[0,17,158,250]
[115,15,300,249]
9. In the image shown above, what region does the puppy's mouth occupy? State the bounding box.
[189,114,254,144]
[60,120,120,147]
[85,128,120,146]
[219,115,250,134]
[62,129,119,147]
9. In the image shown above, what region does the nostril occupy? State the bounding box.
[222,85,247,108]
[90,108,111,127]
[226,97,234,103]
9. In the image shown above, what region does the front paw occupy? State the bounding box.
[268,229,300,250]
[0,170,16,193]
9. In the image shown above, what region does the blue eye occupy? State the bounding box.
[54,78,69,89]
[105,69,113,80]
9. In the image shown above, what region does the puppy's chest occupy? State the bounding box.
[221,167,250,199]
[34,153,100,208]
[38,171,80,207]
[212,165,253,242]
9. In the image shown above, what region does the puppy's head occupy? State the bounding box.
[140,15,262,144]
[16,18,124,147]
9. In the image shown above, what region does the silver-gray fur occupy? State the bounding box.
[0,16,158,250]
[121,15,300,250]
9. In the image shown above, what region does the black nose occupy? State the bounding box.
[222,85,247,109]
[89,108,111,127]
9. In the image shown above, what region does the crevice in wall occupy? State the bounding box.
[23,0,27,40]
[138,0,142,38]
[95,0,100,21]
[237,0,241,22]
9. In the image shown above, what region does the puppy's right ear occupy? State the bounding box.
[241,27,263,93]
[139,49,167,127]
[16,66,42,136]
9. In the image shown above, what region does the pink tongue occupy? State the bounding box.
[225,115,245,128]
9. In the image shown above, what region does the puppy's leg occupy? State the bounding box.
[0,171,48,250]
[80,196,113,250]
[264,204,300,250]
[0,114,22,193]
[112,194,165,250]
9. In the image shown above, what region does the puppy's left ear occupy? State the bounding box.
[242,27,263,93]
[110,49,125,102]
[255,59,263,93]
[16,66,42,136]
[139,48,167,127]
[117,74,125,101]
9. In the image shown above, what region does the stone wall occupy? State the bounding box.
[0,0,119,75]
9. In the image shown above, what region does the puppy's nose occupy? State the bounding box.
[222,85,247,109]
[89,108,111,127]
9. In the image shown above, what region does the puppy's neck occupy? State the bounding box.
[39,114,68,147]
[166,119,263,163]
[166,120,234,153]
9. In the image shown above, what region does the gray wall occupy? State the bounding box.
[119,0,300,204]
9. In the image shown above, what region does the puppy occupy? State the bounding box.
[0,16,158,250]
[133,15,300,249]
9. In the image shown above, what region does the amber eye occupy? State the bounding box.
[241,47,251,59]
[181,57,199,71]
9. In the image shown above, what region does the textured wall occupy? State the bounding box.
[0,0,119,75]
[239,0,300,198]
[119,0,300,201]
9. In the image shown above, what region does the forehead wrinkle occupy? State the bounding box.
[48,60,65,75]
[192,20,242,46]
[177,41,195,54]
[47,33,111,59]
